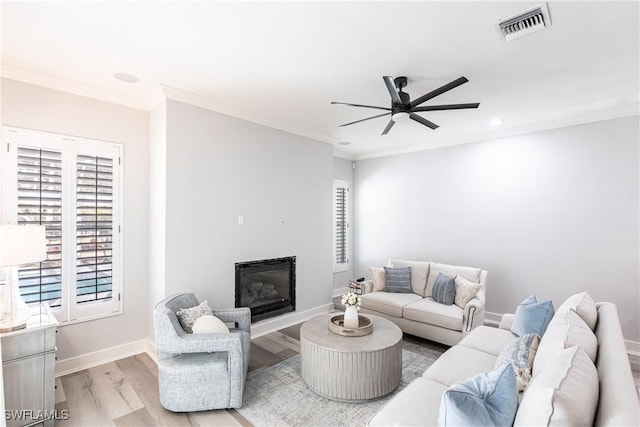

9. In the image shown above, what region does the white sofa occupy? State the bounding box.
[359,259,488,346]
[368,294,640,426]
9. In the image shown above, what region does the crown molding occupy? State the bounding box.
[2,64,151,111]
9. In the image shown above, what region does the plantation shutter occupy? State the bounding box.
[75,154,114,304]
[333,180,350,272]
[335,186,347,264]
[16,146,64,307]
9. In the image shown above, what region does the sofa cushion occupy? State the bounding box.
[439,364,518,427]
[423,345,498,387]
[388,259,429,295]
[432,273,456,305]
[454,275,482,308]
[360,292,423,318]
[366,266,386,292]
[533,309,598,373]
[458,326,517,356]
[556,291,597,331]
[368,377,447,427]
[425,262,481,298]
[514,346,599,427]
[384,266,412,293]
[494,333,540,391]
[403,298,463,331]
[511,295,555,337]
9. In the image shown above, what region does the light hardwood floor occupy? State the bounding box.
[54,322,448,427]
[54,320,640,426]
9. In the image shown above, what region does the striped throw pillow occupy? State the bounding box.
[384,266,412,293]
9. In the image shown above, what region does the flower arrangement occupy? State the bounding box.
[341,291,362,309]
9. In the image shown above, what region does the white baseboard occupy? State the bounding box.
[251,303,334,338]
[55,338,156,377]
[484,311,501,327]
[54,303,335,377]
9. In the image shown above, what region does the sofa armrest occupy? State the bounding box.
[499,313,515,330]
[361,279,375,294]
[463,297,485,333]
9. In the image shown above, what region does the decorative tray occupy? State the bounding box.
[328,314,373,337]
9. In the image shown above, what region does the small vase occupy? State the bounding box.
[343,305,359,329]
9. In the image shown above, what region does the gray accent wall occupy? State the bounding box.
[1,78,151,360]
[354,116,640,342]
[161,99,333,313]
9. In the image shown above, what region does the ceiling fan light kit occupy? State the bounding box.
[332,75,480,136]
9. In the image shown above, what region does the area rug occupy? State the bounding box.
[237,349,438,427]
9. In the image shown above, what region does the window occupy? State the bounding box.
[1,127,123,323]
[333,179,350,273]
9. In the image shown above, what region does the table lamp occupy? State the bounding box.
[0,225,47,332]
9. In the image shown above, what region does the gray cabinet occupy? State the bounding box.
[1,304,57,427]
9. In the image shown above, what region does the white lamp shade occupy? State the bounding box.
[0,225,47,267]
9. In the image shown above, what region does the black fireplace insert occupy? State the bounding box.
[235,256,296,322]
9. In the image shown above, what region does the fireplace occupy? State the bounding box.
[235,256,296,322]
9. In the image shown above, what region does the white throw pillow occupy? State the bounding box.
[515,346,599,427]
[192,315,230,334]
[366,266,386,292]
[453,275,482,308]
[534,309,598,373]
[556,291,598,331]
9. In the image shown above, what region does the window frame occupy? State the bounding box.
[333,179,351,273]
[1,126,124,324]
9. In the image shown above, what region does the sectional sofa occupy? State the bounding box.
[359,259,488,346]
[368,292,640,426]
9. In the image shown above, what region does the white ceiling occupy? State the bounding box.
[2,1,638,159]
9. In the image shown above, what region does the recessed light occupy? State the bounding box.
[339,141,351,146]
[489,118,504,126]
[114,73,139,83]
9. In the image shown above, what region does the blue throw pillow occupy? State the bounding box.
[432,273,456,305]
[438,364,518,427]
[384,266,412,293]
[511,295,555,337]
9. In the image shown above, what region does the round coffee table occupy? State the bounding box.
[300,313,402,402]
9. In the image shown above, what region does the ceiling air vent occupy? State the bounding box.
[495,3,551,42]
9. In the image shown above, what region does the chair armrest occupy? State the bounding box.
[499,313,515,330]
[164,329,245,355]
[213,307,251,333]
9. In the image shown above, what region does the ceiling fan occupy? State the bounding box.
[331,76,480,135]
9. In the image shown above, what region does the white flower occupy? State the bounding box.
[341,291,362,307]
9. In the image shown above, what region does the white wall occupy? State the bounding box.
[333,157,354,290]
[162,99,334,313]
[354,116,640,342]
[1,79,151,360]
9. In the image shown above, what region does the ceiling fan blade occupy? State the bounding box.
[381,119,395,135]
[409,77,470,109]
[331,101,391,111]
[383,76,403,105]
[338,112,391,127]
[409,113,439,130]
[411,103,480,112]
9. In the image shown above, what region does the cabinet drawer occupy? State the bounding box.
[1,328,56,362]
